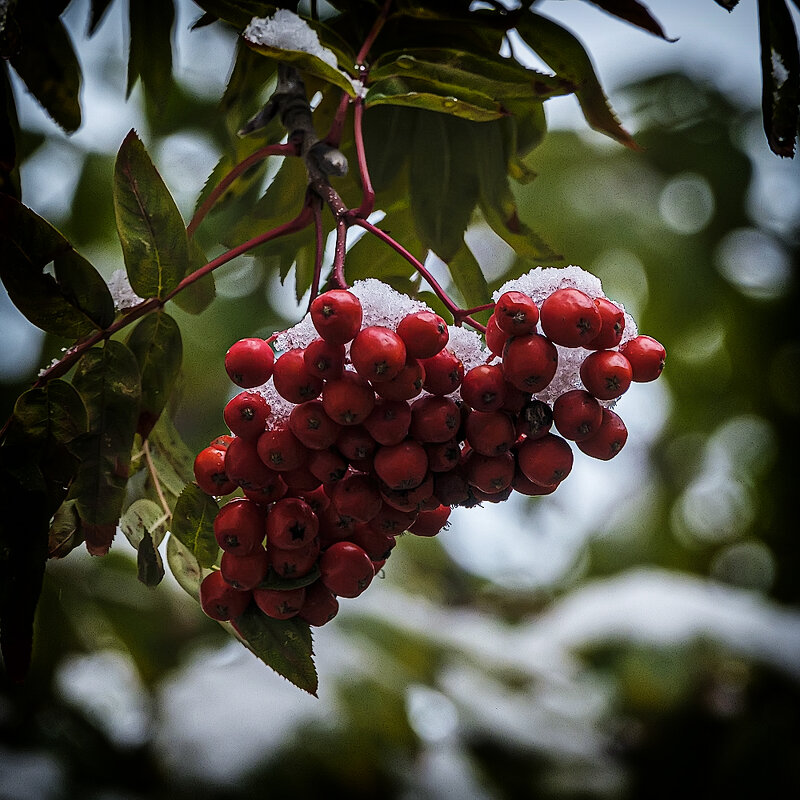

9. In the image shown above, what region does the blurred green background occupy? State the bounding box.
[2,1,799,798]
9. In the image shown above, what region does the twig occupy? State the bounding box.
[144,440,171,518]
[331,218,348,289]
[351,98,375,219]
[309,197,325,306]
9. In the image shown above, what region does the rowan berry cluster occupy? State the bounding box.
[193,269,666,628]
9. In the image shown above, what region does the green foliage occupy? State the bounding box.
[171,483,219,570]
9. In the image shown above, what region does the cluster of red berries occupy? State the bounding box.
[193,274,665,629]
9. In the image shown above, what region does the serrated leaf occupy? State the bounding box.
[0,195,115,337]
[172,483,219,569]
[409,112,480,261]
[516,12,638,149]
[171,239,216,315]
[126,311,183,438]
[114,129,189,300]
[121,498,168,587]
[12,380,88,447]
[757,0,800,157]
[583,1,674,40]
[166,533,203,600]
[127,0,175,100]
[70,341,142,555]
[365,76,505,121]
[8,6,81,132]
[146,414,197,498]
[233,604,317,695]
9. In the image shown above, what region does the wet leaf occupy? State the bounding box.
[166,532,203,600]
[172,483,219,569]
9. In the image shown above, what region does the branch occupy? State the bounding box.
[331,218,348,289]
[356,0,393,66]
[351,98,375,219]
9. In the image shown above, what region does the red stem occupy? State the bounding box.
[186,142,298,237]
[309,198,325,306]
[331,218,348,289]
[351,98,375,219]
[325,92,352,149]
[356,0,393,66]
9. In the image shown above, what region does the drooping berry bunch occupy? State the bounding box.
[193,268,666,629]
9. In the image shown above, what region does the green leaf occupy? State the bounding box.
[757,0,800,157]
[146,414,197,498]
[12,380,88,447]
[171,239,216,315]
[259,566,320,591]
[362,105,415,192]
[365,76,505,122]
[171,483,219,570]
[166,533,203,600]
[113,129,189,300]
[233,604,317,695]
[583,1,674,40]
[126,311,183,438]
[48,499,83,559]
[8,5,82,132]
[515,12,638,149]
[121,499,168,587]
[137,530,165,587]
[127,0,175,100]
[1,62,20,198]
[409,111,480,261]
[70,340,142,555]
[445,241,489,310]
[0,195,115,337]
[191,1,277,29]
[219,39,278,133]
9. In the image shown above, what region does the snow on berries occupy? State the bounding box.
[194,267,666,629]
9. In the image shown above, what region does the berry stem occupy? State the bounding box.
[309,196,325,306]
[331,217,349,289]
[186,142,298,237]
[356,0,393,66]
[144,439,172,518]
[351,98,375,219]
[325,91,351,149]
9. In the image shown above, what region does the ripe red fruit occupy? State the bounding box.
[194,445,236,495]
[380,471,435,512]
[335,424,377,462]
[511,470,557,496]
[225,338,275,388]
[485,314,509,357]
[502,334,558,393]
[586,298,625,350]
[515,399,553,440]
[516,433,574,487]
[253,586,306,620]
[303,338,345,380]
[420,348,464,395]
[331,472,382,523]
[293,484,331,516]
[266,497,319,549]
[289,400,340,450]
[269,538,321,578]
[552,389,604,442]
[220,545,270,591]
[424,438,461,472]
[282,467,322,492]
[256,427,308,472]
[242,473,288,505]
[208,434,234,451]
[349,523,397,560]
[322,370,376,425]
[580,349,633,400]
[272,348,324,403]
[310,289,363,344]
[223,391,271,439]
[225,436,282,492]
[307,448,348,484]
[350,325,407,383]
[373,440,429,490]
[409,505,451,537]
[369,503,418,535]
[460,364,507,412]
[319,541,375,597]
[577,408,628,460]
[199,570,251,621]
[619,335,666,382]
[464,450,515,494]
[464,410,516,456]
[494,291,539,336]
[410,395,461,443]
[540,287,602,347]
[298,580,339,626]
[433,468,471,507]
[363,399,412,446]
[214,498,265,554]
[396,310,449,359]
[374,358,425,401]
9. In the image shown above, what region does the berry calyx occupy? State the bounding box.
[350,325,407,383]
[540,287,601,347]
[494,291,540,336]
[580,349,633,401]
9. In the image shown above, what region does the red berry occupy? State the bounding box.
[373,440,429,490]
[586,298,625,350]
[269,538,321,578]
[516,433,574,487]
[502,334,558,393]
[225,436,282,492]
[512,469,557,496]
[409,505,451,537]
[552,389,604,442]
[396,310,449,359]
[420,348,463,395]
[199,570,251,621]
[214,498,265,554]
[460,364,506,412]
[225,338,275,388]
[464,450,515,494]
[331,472,382,523]
[303,338,345,380]
[350,326,407,383]
[298,580,339,626]
[374,358,425,401]
[494,291,539,336]
[266,497,319,549]
[369,504,418,535]
[293,484,331,516]
[580,350,633,401]
[272,348,323,403]
[424,438,462,472]
[253,586,306,619]
[363,398,412,446]
[310,289,363,344]
[282,467,322,492]
[379,472,435,513]
[501,382,530,414]
[289,400,340,450]
[307,448,348,484]
[256,427,308,472]
[220,545,270,591]
[485,314,509,357]
[516,399,553,440]
[433,469,471,507]
[208,434,234,451]
[322,370,376,425]
[619,335,666,382]
[540,287,602,347]
[349,523,397,560]
[410,395,461,443]
[577,408,628,460]
[318,503,357,546]
[242,474,288,505]
[335,425,377,465]
[319,541,375,598]
[223,391,271,439]
[194,445,236,495]
[464,410,515,456]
